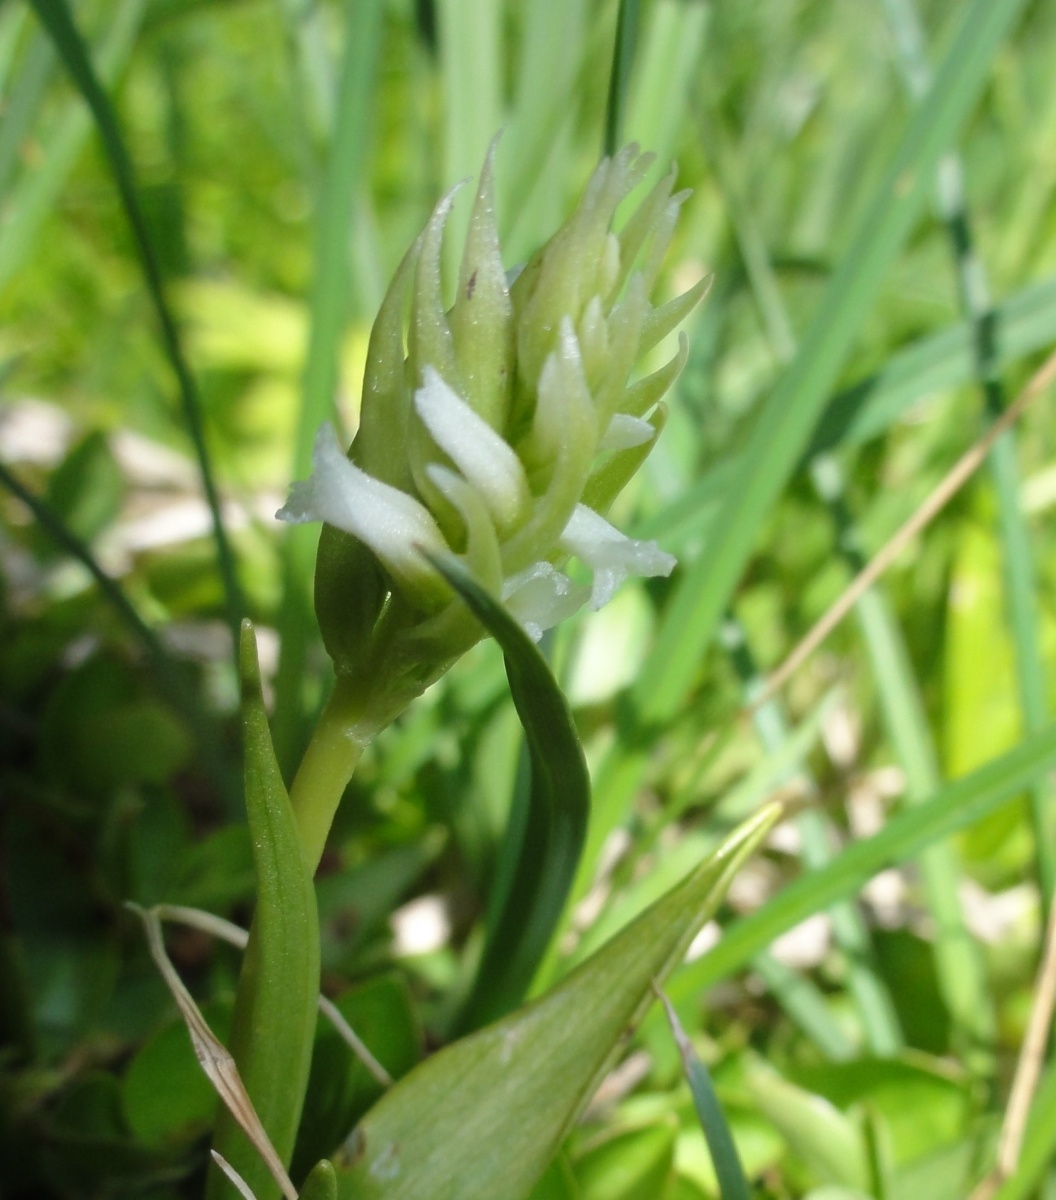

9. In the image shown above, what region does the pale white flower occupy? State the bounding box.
[277,142,702,671]
[559,504,676,610]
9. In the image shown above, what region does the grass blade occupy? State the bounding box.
[672,721,1056,1003]
[604,0,640,155]
[655,986,749,1200]
[29,0,243,650]
[883,0,1054,905]
[634,0,1030,724]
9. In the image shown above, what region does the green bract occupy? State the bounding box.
[279,143,707,722]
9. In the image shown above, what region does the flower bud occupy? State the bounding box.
[278,141,708,714]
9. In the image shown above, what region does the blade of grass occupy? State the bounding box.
[29,0,243,652]
[0,0,142,289]
[271,0,385,774]
[883,0,1054,906]
[655,985,750,1200]
[624,0,711,186]
[721,615,903,1056]
[500,0,587,245]
[987,1070,1056,1200]
[671,720,1056,1002]
[633,0,1030,725]
[634,274,1056,549]
[0,25,55,202]
[700,83,991,1055]
[604,0,641,156]
[438,0,502,278]
[756,346,1056,712]
[818,468,996,1058]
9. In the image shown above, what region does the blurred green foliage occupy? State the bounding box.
[2,0,1056,1196]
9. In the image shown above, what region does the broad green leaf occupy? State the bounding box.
[789,1056,969,1171]
[332,802,781,1200]
[427,554,590,1032]
[207,622,320,1200]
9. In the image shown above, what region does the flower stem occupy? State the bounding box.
[289,674,375,873]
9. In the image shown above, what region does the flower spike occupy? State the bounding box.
[278,143,705,706]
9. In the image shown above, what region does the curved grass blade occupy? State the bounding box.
[333,803,782,1200]
[130,906,297,1200]
[635,274,1056,549]
[29,0,242,650]
[425,554,590,1033]
[207,622,320,1200]
[672,721,1056,1004]
[655,986,749,1200]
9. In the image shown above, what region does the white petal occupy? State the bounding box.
[414,367,530,535]
[277,424,448,604]
[559,504,676,609]
[600,413,656,451]
[503,562,587,642]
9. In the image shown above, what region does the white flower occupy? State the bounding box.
[277,424,449,608]
[277,142,701,673]
[559,504,676,610]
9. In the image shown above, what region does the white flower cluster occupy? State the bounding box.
[279,142,706,671]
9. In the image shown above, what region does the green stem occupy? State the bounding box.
[288,674,374,873]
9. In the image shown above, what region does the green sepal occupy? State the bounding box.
[314,524,387,678]
[207,621,321,1200]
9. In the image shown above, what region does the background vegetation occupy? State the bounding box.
[2,0,1056,1196]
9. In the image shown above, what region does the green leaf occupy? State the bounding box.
[121,1000,233,1147]
[332,802,781,1200]
[425,554,591,1032]
[207,621,320,1200]
[300,1160,339,1200]
[36,431,124,554]
[291,975,420,1182]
